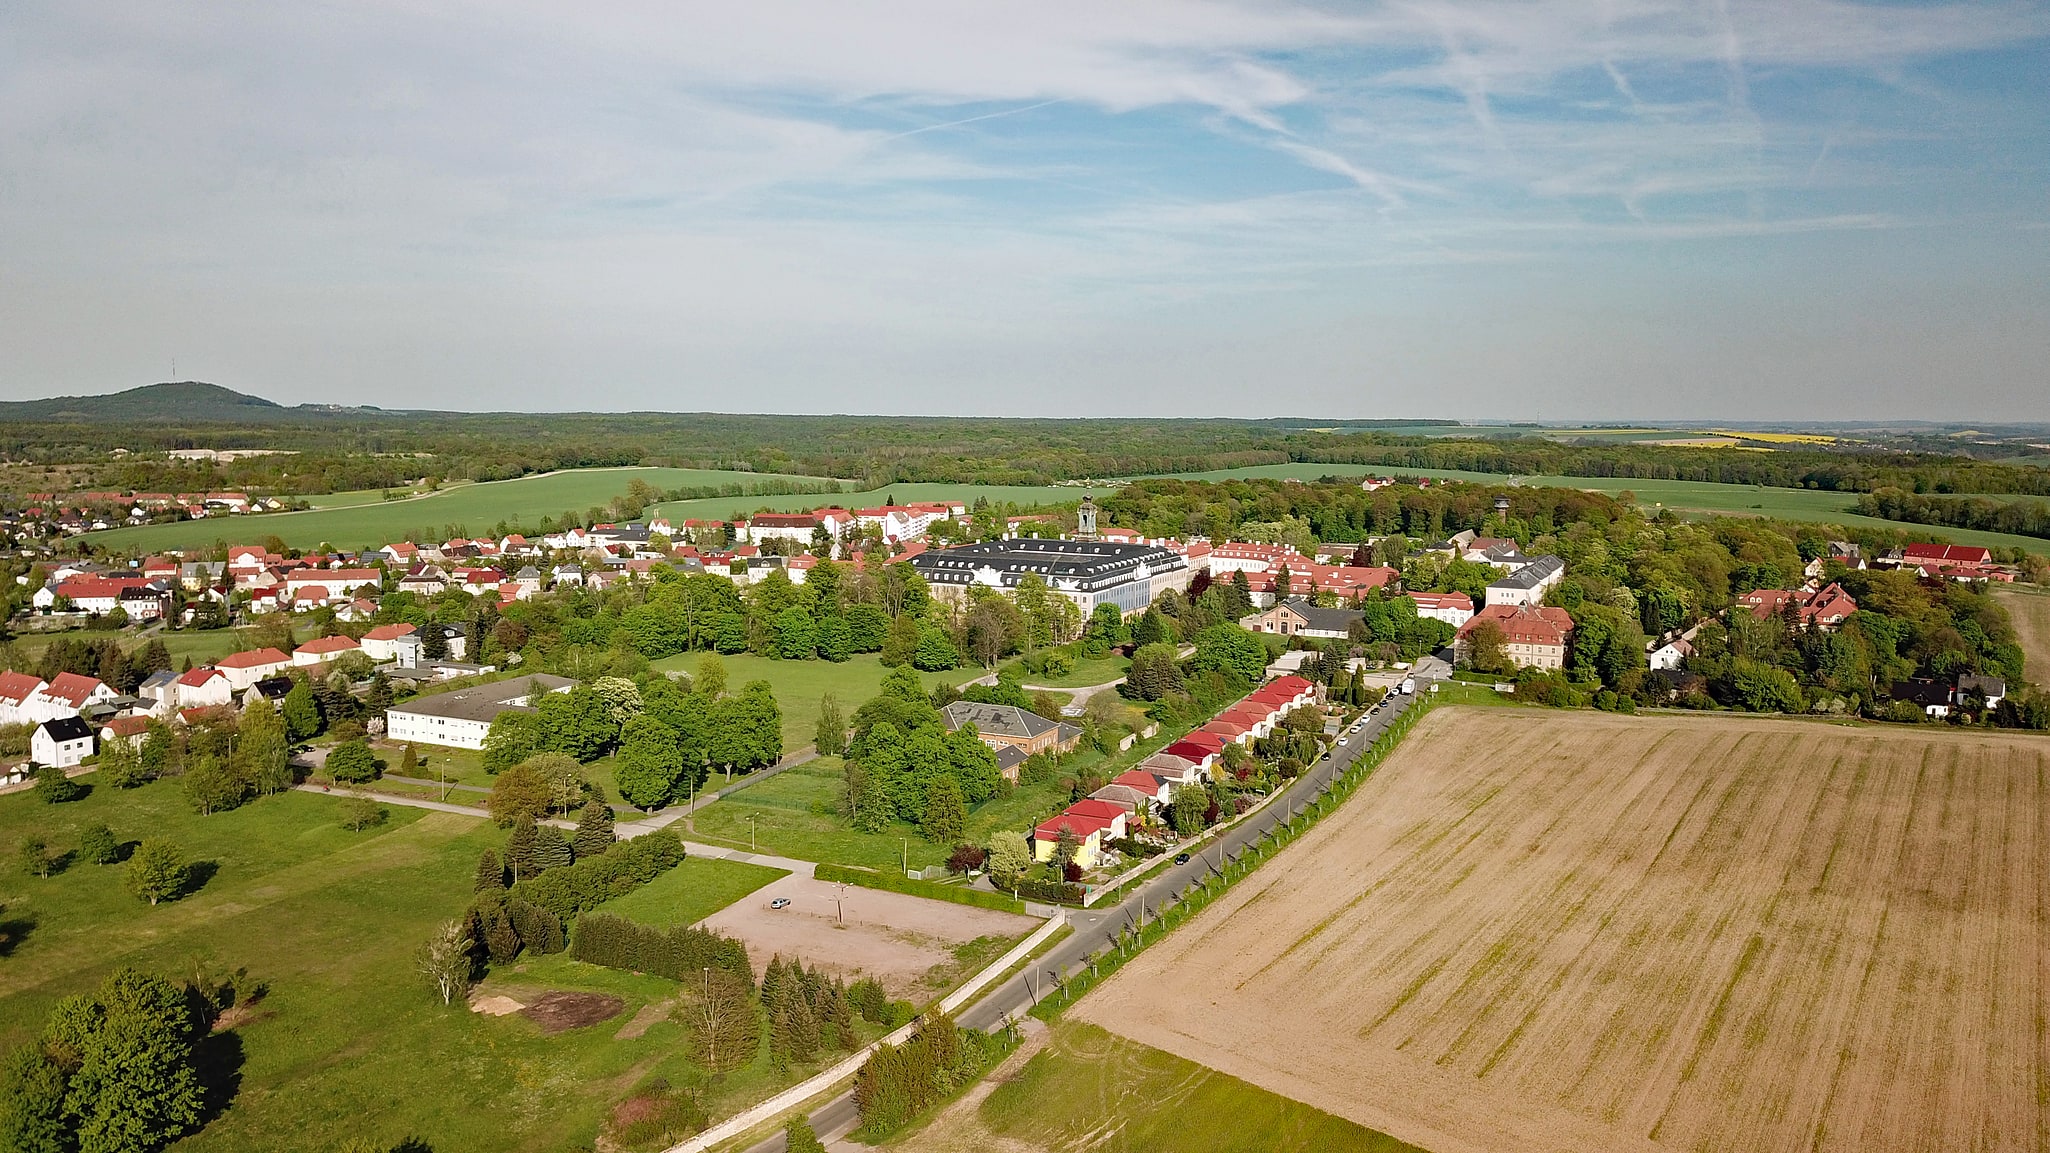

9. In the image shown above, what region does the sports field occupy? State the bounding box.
[1075,709,2050,1153]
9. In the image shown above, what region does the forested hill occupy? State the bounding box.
[0,381,305,422]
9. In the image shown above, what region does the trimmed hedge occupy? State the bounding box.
[509,829,687,922]
[571,912,753,985]
[815,863,1027,915]
[1008,877,1086,904]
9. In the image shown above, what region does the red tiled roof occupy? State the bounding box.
[41,672,107,707]
[296,635,361,654]
[1112,770,1161,792]
[293,585,331,601]
[177,667,224,687]
[362,622,418,641]
[218,647,291,669]
[1034,810,1119,840]
[103,715,151,737]
[1458,604,1575,647]
[1407,591,1474,610]
[0,671,45,703]
[1903,543,1991,564]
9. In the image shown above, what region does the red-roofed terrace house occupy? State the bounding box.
[359,623,417,662]
[216,647,293,691]
[293,635,363,667]
[1033,798,1129,868]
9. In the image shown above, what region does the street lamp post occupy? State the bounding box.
[748,813,757,852]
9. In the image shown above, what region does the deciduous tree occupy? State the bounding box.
[125,840,187,906]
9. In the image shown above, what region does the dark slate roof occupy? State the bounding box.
[1277,598,1364,633]
[1487,554,1565,591]
[40,715,93,742]
[1891,679,1952,707]
[387,674,575,722]
[942,701,1058,740]
[911,538,1184,593]
[1958,674,2007,698]
[994,745,1027,773]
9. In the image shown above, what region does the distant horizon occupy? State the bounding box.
[4,379,2047,431]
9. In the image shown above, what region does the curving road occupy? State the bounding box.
[738,679,1437,1152]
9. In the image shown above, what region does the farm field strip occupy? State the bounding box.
[1072,709,2050,1153]
[1993,587,2050,680]
[79,459,2050,555]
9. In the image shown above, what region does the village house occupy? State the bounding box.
[215,647,293,691]
[1246,598,1364,640]
[1484,554,1566,607]
[1736,582,1858,629]
[25,672,119,723]
[292,634,363,666]
[359,622,418,661]
[32,716,95,769]
[169,667,234,711]
[1241,563,1397,607]
[1406,590,1475,627]
[384,674,575,750]
[0,672,48,726]
[1032,798,1129,868]
[1456,604,1576,671]
[940,701,1082,758]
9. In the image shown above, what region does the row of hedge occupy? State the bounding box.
[814,862,1027,915]
[508,829,687,922]
[570,912,754,985]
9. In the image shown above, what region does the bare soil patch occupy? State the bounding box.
[519,990,626,1034]
[1075,708,2050,1153]
[700,872,1036,994]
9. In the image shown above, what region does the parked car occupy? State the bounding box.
[769,897,791,909]
[1173,852,1191,865]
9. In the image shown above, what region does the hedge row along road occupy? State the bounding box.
[732,680,1438,1153]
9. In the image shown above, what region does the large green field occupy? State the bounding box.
[83,467,843,552]
[650,652,983,749]
[81,459,2050,557]
[889,1021,1419,1153]
[686,756,1077,873]
[0,774,808,1152]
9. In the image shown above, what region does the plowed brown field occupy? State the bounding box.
[1074,708,2050,1153]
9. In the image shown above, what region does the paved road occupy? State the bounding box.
[740,681,1437,1153]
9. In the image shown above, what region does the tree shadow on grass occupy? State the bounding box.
[0,911,32,957]
[182,860,221,898]
[192,1029,244,1127]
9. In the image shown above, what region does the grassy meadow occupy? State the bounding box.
[650,652,984,749]
[888,1021,1419,1153]
[0,771,815,1152]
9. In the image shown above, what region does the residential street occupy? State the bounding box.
[736,680,1436,1153]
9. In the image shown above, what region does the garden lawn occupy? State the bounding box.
[649,652,980,749]
[1002,652,1129,689]
[595,856,787,927]
[687,757,1075,872]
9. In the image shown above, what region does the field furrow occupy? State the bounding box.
[1073,709,2050,1153]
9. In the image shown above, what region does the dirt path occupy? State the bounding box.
[1074,708,2050,1153]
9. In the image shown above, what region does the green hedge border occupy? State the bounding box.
[815,862,1028,915]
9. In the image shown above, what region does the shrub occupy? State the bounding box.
[34,766,83,804]
[509,830,687,922]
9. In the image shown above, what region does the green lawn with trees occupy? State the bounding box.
[648,652,977,749]
[0,765,843,1152]
[594,856,787,927]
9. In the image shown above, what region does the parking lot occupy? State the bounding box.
[700,872,1041,995]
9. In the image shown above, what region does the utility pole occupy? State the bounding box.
[835,882,848,925]
[748,813,757,852]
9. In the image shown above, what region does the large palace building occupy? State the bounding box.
[910,537,1194,615]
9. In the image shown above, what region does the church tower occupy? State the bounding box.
[1076,494,1099,541]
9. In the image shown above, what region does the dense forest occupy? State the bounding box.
[1855,488,2050,542]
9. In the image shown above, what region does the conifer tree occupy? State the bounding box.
[571,800,615,859]
[474,848,506,893]
[505,817,540,883]
[532,824,573,872]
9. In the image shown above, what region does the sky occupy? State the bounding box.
[2,1,2047,420]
